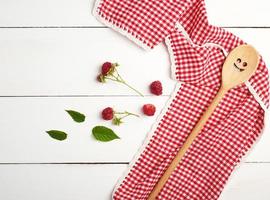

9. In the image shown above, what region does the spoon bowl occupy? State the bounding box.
[222,44,259,90]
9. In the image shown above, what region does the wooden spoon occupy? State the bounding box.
[147,44,259,200]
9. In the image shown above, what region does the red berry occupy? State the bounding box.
[150,81,163,96]
[101,62,112,75]
[102,107,114,120]
[142,104,156,116]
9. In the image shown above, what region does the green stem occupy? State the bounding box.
[125,112,140,118]
[119,114,135,120]
[114,112,126,115]
[115,111,140,119]
[106,71,144,97]
[104,77,118,82]
[115,68,124,81]
[111,74,120,81]
[121,81,144,97]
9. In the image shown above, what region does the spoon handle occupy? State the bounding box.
[147,86,228,200]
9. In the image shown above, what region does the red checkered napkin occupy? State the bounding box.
[93,0,269,199]
[93,0,194,50]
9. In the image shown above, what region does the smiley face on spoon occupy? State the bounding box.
[222,44,259,90]
[233,58,248,72]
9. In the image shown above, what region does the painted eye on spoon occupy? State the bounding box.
[237,58,241,63]
[243,62,248,67]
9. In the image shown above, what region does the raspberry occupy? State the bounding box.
[102,107,114,120]
[150,81,163,96]
[101,62,113,75]
[142,104,156,116]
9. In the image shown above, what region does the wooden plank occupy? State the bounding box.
[0,163,269,200]
[0,96,169,163]
[227,28,270,64]
[206,0,270,27]
[0,0,269,27]
[0,0,95,27]
[220,163,270,200]
[0,28,269,96]
[0,164,126,200]
[0,28,174,96]
[0,97,269,163]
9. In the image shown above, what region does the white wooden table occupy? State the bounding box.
[0,0,269,199]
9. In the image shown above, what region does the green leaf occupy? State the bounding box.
[46,130,67,141]
[92,126,120,142]
[66,110,85,123]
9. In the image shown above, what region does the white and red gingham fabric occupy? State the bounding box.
[93,0,270,199]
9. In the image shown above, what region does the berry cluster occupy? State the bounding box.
[101,107,139,126]
[97,62,164,125]
[97,62,144,96]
